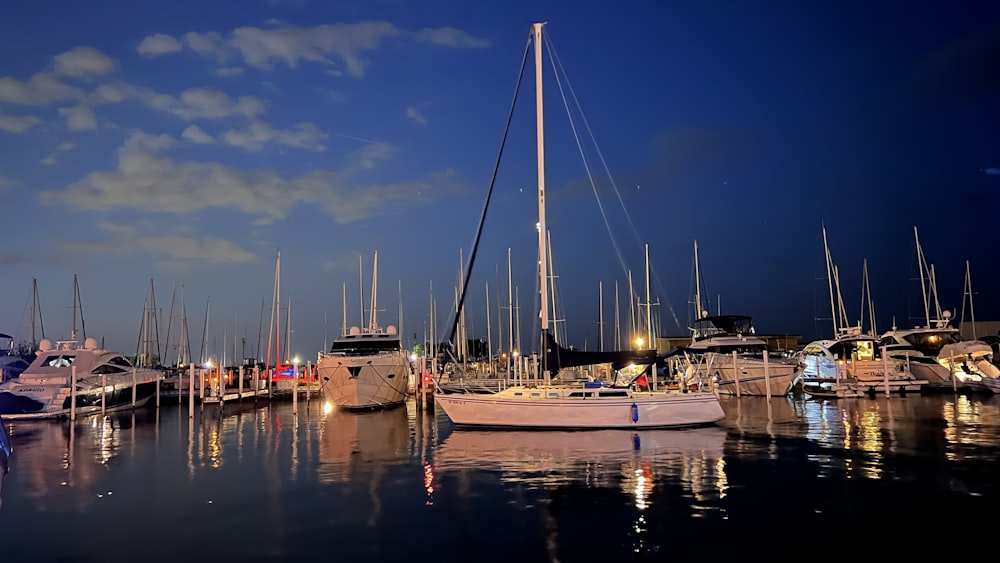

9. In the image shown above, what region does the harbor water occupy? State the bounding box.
[1,391,997,561]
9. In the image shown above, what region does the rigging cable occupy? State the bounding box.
[447,32,533,351]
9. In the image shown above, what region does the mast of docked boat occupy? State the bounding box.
[30,277,45,348]
[486,281,493,376]
[960,260,976,339]
[369,251,379,332]
[822,225,839,336]
[532,22,550,386]
[341,282,347,338]
[861,258,878,337]
[914,226,931,327]
[694,240,703,322]
[506,247,514,380]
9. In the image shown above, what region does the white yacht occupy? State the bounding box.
[316,325,412,409]
[879,318,1000,393]
[0,337,164,419]
[797,327,927,397]
[434,23,725,430]
[681,315,801,397]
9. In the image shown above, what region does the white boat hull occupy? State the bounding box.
[317,352,411,409]
[434,387,725,429]
[691,355,799,397]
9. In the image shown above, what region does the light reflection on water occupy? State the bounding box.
[0,392,997,561]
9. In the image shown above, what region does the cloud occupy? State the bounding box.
[40,155,57,166]
[137,33,184,57]
[53,229,256,268]
[145,21,489,77]
[0,73,84,105]
[182,31,224,56]
[405,106,427,125]
[59,104,98,130]
[0,111,41,133]
[216,67,244,77]
[53,47,115,77]
[410,27,491,48]
[182,124,215,144]
[221,120,326,151]
[40,129,460,225]
[147,87,266,120]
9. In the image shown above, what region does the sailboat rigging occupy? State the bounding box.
[434,22,725,429]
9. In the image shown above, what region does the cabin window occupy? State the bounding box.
[600,391,629,397]
[531,392,541,398]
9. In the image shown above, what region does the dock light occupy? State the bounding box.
[636,337,645,348]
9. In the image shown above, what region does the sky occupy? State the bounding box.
[1,0,998,364]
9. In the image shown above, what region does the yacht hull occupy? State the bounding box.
[434,388,725,429]
[317,353,410,409]
[0,380,159,420]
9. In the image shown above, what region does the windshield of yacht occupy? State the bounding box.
[330,338,402,355]
[903,330,963,355]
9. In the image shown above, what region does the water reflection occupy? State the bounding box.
[3,411,149,512]
[434,426,728,501]
[317,404,410,484]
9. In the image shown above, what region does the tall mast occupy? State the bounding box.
[644,243,652,349]
[275,249,281,369]
[507,247,514,374]
[694,240,703,321]
[914,226,930,326]
[370,251,379,331]
[822,224,838,336]
[359,253,365,330]
[599,281,604,352]
[961,260,976,338]
[485,281,493,375]
[342,282,347,336]
[532,22,550,383]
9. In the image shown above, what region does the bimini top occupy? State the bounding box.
[692,315,755,340]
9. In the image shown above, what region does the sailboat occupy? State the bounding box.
[797,226,927,398]
[677,240,802,397]
[879,227,999,393]
[316,251,413,409]
[433,23,725,429]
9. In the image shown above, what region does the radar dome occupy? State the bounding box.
[349,326,361,335]
[84,337,98,349]
[38,339,53,352]
[387,325,397,335]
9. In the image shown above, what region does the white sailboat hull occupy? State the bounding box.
[434,387,725,429]
[317,352,411,409]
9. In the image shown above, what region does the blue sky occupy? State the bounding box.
[1,1,998,363]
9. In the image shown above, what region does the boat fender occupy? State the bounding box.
[631,402,638,423]
[632,433,641,451]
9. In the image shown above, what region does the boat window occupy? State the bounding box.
[43,354,74,368]
[109,356,134,368]
[599,390,629,397]
[93,364,127,375]
[531,392,541,397]
[548,392,559,397]
[329,337,402,355]
[513,392,524,397]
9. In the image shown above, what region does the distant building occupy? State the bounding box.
[958,321,1000,341]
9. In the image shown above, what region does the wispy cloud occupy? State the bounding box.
[405,105,427,125]
[0,111,41,133]
[136,21,490,77]
[147,87,266,121]
[0,73,83,105]
[39,129,462,225]
[182,124,216,144]
[53,47,116,77]
[59,104,98,131]
[137,33,183,57]
[221,120,326,151]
